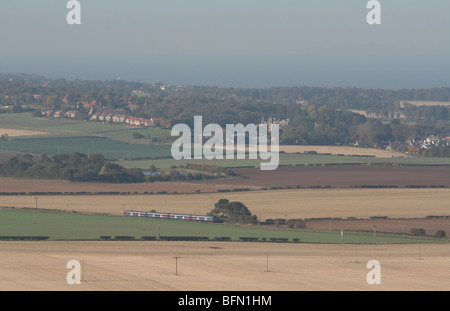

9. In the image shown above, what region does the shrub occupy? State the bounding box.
[435,230,446,238]
[113,236,135,241]
[287,219,306,229]
[133,133,145,139]
[410,228,426,236]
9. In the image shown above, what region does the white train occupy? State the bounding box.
[124,210,215,222]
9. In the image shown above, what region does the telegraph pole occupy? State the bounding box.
[373,226,377,244]
[33,197,38,224]
[258,215,261,240]
[173,256,181,275]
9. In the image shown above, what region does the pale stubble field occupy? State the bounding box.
[0,242,449,291]
[2,188,450,220]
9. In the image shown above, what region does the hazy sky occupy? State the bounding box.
[0,0,449,88]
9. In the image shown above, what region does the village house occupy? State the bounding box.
[90,111,100,121]
[143,119,154,127]
[98,112,108,121]
[112,114,121,123]
[64,110,80,118]
[81,100,97,110]
[105,113,113,122]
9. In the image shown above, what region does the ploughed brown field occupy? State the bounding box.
[209,165,450,188]
[1,165,449,194]
[306,218,450,237]
[0,241,449,291]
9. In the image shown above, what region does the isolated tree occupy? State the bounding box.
[209,199,257,224]
[410,228,426,237]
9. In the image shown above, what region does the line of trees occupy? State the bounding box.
[0,153,145,183]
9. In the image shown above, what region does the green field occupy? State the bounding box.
[0,113,117,136]
[117,152,450,169]
[100,127,170,141]
[0,136,172,160]
[0,113,170,138]
[0,209,442,244]
[0,113,173,159]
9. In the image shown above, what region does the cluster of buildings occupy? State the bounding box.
[89,111,162,127]
[407,136,450,150]
[260,117,290,131]
[41,98,165,128]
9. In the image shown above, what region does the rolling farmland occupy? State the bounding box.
[1,113,450,291]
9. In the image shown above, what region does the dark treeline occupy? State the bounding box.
[2,73,450,121]
[421,145,450,157]
[145,163,235,183]
[0,153,145,183]
[0,152,237,183]
[183,85,450,117]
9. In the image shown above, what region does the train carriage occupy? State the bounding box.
[124,210,215,222]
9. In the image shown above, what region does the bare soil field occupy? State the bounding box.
[0,241,449,291]
[0,128,48,137]
[1,165,449,195]
[278,145,407,157]
[2,188,450,220]
[306,218,450,237]
[0,165,449,195]
[211,165,450,188]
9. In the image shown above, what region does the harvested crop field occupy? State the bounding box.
[278,145,407,157]
[210,165,450,188]
[2,188,450,220]
[0,128,48,137]
[0,241,449,291]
